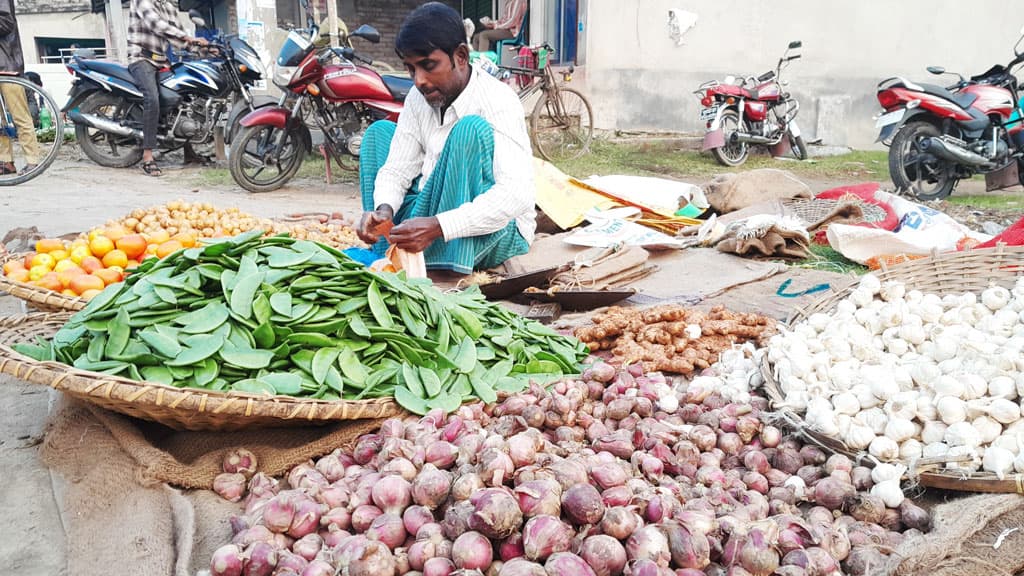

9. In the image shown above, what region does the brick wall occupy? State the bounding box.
[15,0,91,14]
[343,0,460,69]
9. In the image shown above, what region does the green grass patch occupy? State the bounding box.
[552,139,890,182]
[945,195,1023,210]
[793,244,868,275]
[195,154,358,189]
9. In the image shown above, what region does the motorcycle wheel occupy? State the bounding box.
[75,92,144,168]
[889,121,957,200]
[229,123,307,193]
[711,109,748,166]
[790,133,808,160]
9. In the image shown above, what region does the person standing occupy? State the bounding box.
[473,0,527,53]
[126,0,207,176]
[0,0,40,175]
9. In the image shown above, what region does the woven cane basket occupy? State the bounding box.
[0,312,404,431]
[0,252,87,312]
[762,245,1024,493]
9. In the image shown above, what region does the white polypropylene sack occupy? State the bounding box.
[582,175,709,216]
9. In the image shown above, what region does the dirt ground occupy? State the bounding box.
[0,146,1018,575]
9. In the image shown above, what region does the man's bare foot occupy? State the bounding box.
[428,270,469,286]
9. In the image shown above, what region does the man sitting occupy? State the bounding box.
[356,2,535,277]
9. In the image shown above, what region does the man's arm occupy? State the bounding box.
[0,0,15,37]
[495,0,527,30]
[434,97,534,241]
[136,0,190,47]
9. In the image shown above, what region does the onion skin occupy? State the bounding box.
[601,507,641,541]
[662,521,710,570]
[210,544,244,576]
[578,534,627,576]
[626,526,671,567]
[544,552,597,576]
[242,541,277,576]
[500,558,548,576]
[522,515,574,561]
[214,472,248,503]
[223,448,258,477]
[452,531,494,570]
[562,484,605,526]
[470,489,524,539]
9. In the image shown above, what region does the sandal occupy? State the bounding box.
[141,161,163,177]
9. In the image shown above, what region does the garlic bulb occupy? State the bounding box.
[850,288,874,308]
[946,446,980,472]
[783,476,806,499]
[923,442,950,459]
[831,392,860,416]
[844,424,876,450]
[987,398,1022,425]
[936,396,968,424]
[921,421,948,445]
[870,462,907,483]
[972,416,1003,445]
[910,363,941,387]
[983,446,1016,480]
[870,479,905,507]
[884,417,917,443]
[900,438,924,461]
[856,407,888,435]
[1014,449,1024,473]
[945,421,982,448]
[869,436,900,461]
[959,374,989,400]
[989,376,1017,400]
[933,375,965,398]
[992,432,1022,455]
[859,273,881,295]
[880,281,906,302]
[982,286,1011,311]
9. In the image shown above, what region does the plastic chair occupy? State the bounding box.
[495,8,529,64]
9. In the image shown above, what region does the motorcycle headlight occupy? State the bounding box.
[274,66,296,88]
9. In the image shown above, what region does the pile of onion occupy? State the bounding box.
[208,358,930,576]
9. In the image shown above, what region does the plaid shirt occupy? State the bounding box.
[127,0,189,64]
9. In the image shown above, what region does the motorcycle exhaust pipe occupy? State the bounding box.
[67,110,180,145]
[920,137,991,168]
[731,132,774,145]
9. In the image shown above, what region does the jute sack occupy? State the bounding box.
[702,169,812,214]
[885,493,1024,576]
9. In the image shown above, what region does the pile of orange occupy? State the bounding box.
[2,225,197,300]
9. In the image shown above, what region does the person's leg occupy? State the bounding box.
[0,82,40,168]
[128,61,161,173]
[0,134,13,173]
[474,28,514,52]
[412,115,528,274]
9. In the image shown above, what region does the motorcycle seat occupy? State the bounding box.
[711,84,758,100]
[76,59,137,84]
[917,82,978,110]
[382,75,413,103]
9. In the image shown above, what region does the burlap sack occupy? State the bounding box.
[702,169,812,214]
[549,245,655,291]
[885,494,1024,576]
[716,227,812,259]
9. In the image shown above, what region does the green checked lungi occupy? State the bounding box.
[359,115,529,274]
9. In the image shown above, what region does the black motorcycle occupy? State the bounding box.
[63,11,266,168]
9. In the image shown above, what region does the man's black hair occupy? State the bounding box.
[395,2,466,60]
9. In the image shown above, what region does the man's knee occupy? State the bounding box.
[365,120,397,144]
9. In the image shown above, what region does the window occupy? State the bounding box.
[547,0,577,64]
[35,38,106,64]
[276,0,341,31]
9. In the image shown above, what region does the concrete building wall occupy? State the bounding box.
[579,0,1024,148]
[17,11,107,64]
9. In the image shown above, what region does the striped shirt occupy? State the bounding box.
[127,0,189,65]
[374,67,536,244]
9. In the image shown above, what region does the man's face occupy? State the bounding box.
[403,46,471,110]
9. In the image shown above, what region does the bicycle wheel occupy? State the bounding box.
[530,86,593,162]
[0,75,64,185]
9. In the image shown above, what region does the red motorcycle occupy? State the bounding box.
[695,41,807,166]
[228,21,409,192]
[876,27,1024,200]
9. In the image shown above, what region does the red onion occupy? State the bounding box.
[371,474,412,515]
[223,448,258,477]
[313,454,345,483]
[522,515,574,561]
[818,527,851,562]
[246,473,279,500]
[805,507,835,529]
[823,454,852,474]
[771,449,803,475]
[452,531,493,570]
[846,494,885,524]
[426,441,459,469]
[509,433,540,467]
[663,521,710,570]
[742,472,769,495]
[880,508,902,532]
[480,449,515,486]
[316,484,349,509]
[588,362,616,383]
[353,436,382,465]
[601,506,641,540]
[592,435,634,460]
[413,463,454,510]
[470,488,523,539]
[424,556,456,576]
[292,533,322,561]
[735,417,760,444]
[214,472,247,503]
[452,472,484,501]
[844,545,887,576]
[379,417,405,439]
[366,512,407,549]
[500,558,548,575]
[688,426,717,452]
[813,478,855,511]
[742,451,770,476]
[276,550,309,574]
[737,528,778,576]
[759,426,781,448]
[288,496,323,539]
[409,539,437,571]
[404,505,435,537]
[643,494,670,523]
[544,552,597,576]
[288,464,328,492]
[338,537,396,576]
[578,535,626,576]
[796,466,824,488]
[351,504,383,533]
[500,532,525,561]
[550,459,589,491]
[320,506,351,531]
[263,493,295,534]
[798,445,826,466]
[210,544,244,576]
[299,559,334,576]
[626,526,671,566]
[602,486,633,507]
[899,500,931,532]
[783,547,838,575]
[591,462,630,489]
[243,541,277,576]
[442,415,465,442]
[562,483,605,526]
[442,500,476,540]
[382,457,418,481]
[515,479,562,518]
[850,467,873,491]
[234,525,274,547]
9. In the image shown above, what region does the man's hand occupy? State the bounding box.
[389,217,443,253]
[188,36,210,47]
[357,205,394,244]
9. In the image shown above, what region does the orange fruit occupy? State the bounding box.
[35,238,65,254]
[146,243,159,255]
[57,267,86,288]
[49,249,69,262]
[80,256,103,274]
[156,240,184,259]
[107,265,125,276]
[104,225,128,242]
[2,260,25,275]
[54,259,81,273]
[7,268,29,282]
[36,272,62,292]
[93,268,123,286]
[148,229,170,244]
[80,288,103,301]
[101,249,128,269]
[89,235,115,258]
[69,245,91,264]
[69,274,105,295]
[171,232,197,248]
[116,234,148,260]
[62,288,77,297]
[30,253,56,270]
[22,251,36,269]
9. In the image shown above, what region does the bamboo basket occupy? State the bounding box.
[0,252,87,312]
[762,245,1024,493]
[0,312,404,431]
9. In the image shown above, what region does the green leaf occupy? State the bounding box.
[193,358,219,387]
[140,366,174,385]
[166,333,225,366]
[336,297,368,315]
[231,378,276,396]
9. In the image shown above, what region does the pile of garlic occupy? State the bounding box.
[691,341,764,404]
[767,273,1024,478]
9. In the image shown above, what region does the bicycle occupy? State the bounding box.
[498,44,593,163]
[0,73,64,185]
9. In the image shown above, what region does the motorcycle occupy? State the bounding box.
[875,26,1024,200]
[63,11,266,168]
[695,41,807,167]
[228,15,410,193]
